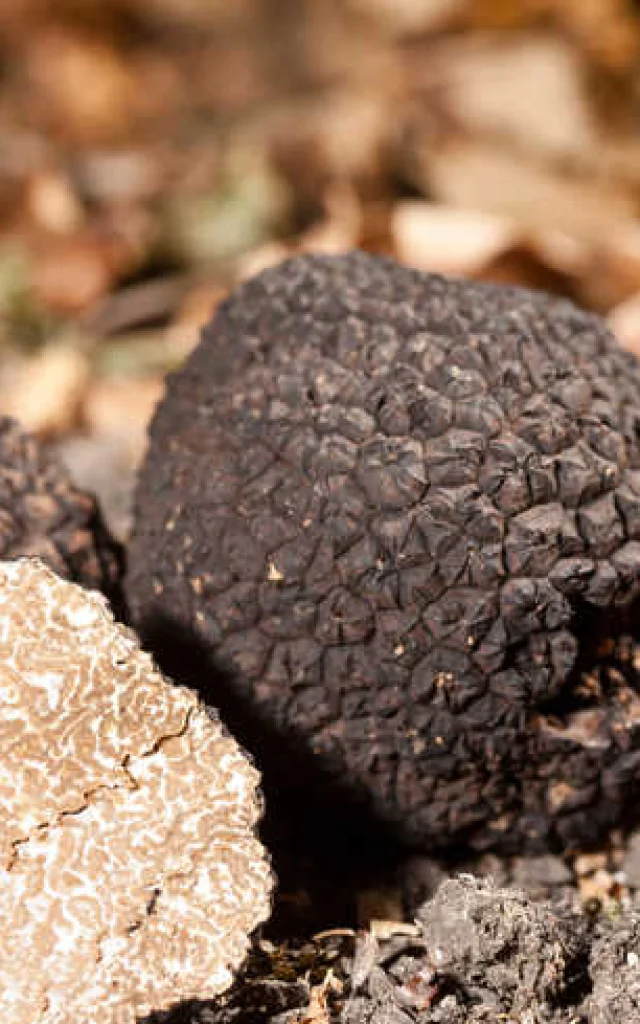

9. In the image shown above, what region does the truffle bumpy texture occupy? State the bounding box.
[127,252,640,852]
[0,415,121,598]
[0,560,272,1024]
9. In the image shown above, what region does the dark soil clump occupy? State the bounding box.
[149,877,640,1024]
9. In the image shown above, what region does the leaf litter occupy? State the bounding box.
[2,0,640,1017]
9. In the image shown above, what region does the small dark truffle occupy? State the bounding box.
[127,252,640,852]
[0,415,121,600]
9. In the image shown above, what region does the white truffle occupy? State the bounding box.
[0,559,272,1023]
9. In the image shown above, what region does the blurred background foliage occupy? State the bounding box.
[4,0,640,540]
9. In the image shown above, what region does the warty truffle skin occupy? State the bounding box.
[0,558,272,1024]
[0,415,121,600]
[127,251,640,853]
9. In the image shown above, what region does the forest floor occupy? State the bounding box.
[3,2,640,1019]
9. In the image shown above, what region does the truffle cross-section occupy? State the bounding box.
[0,558,272,1024]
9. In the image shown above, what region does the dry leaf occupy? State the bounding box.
[0,342,89,436]
[25,29,138,142]
[549,0,640,70]
[128,0,255,29]
[300,183,363,254]
[392,201,517,276]
[75,151,161,205]
[346,0,465,35]
[237,242,292,282]
[369,920,420,940]
[578,228,640,311]
[26,171,84,234]
[319,94,393,181]
[412,34,596,161]
[418,138,636,239]
[30,234,117,314]
[528,228,590,279]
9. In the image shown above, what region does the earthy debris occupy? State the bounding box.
[0,414,121,601]
[127,251,640,854]
[587,908,640,1023]
[414,877,589,1018]
[0,559,272,1024]
[151,876,640,1024]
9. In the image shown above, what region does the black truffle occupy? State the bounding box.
[127,252,640,852]
[0,415,121,600]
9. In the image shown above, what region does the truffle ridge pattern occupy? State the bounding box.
[127,252,640,851]
[0,559,272,1024]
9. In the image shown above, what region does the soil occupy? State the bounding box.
[146,877,640,1024]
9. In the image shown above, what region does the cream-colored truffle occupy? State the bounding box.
[0,558,272,1024]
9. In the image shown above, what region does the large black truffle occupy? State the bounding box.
[0,416,122,600]
[127,252,640,852]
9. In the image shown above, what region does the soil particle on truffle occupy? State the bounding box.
[0,415,121,601]
[127,251,640,853]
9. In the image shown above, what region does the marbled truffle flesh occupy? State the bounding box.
[127,252,640,852]
[0,416,121,600]
[0,559,272,1024]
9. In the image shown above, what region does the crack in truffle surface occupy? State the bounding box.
[0,559,272,1024]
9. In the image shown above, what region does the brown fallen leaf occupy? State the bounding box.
[300,183,363,254]
[30,234,117,315]
[346,0,465,36]
[411,34,596,161]
[26,171,84,235]
[0,341,89,436]
[415,137,637,240]
[237,242,293,282]
[528,227,590,281]
[577,228,640,312]
[549,0,640,71]
[478,240,577,296]
[25,29,139,143]
[392,201,517,276]
[369,920,420,940]
[128,0,255,30]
